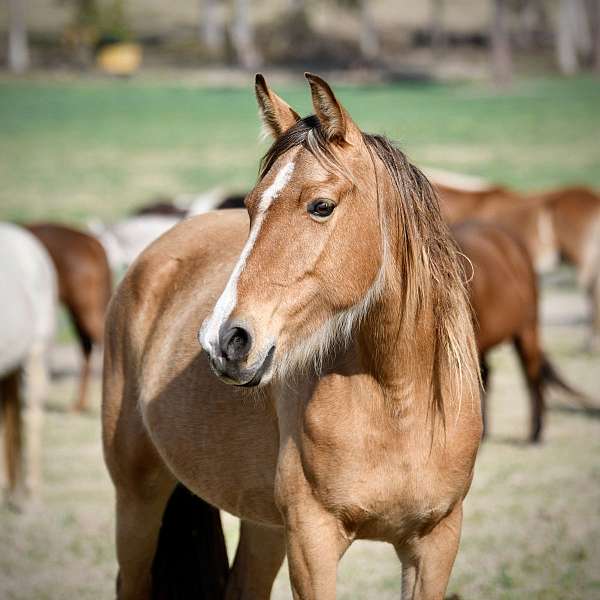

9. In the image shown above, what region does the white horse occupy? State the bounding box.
[88,215,181,273]
[0,223,57,507]
[89,189,228,273]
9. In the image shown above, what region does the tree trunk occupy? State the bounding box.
[491,0,512,87]
[430,0,446,57]
[587,0,600,72]
[359,0,379,60]
[231,0,261,69]
[7,0,30,73]
[557,0,591,74]
[200,0,224,53]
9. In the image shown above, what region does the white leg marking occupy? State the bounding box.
[199,160,296,353]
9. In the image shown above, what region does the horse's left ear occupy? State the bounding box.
[305,72,360,145]
[255,74,301,139]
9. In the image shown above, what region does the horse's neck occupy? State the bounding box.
[356,283,438,415]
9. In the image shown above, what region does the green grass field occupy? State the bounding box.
[1,74,599,599]
[1,75,599,223]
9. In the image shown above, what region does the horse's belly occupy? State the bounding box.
[141,353,283,526]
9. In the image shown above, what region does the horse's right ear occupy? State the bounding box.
[255,74,301,140]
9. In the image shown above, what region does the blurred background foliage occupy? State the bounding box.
[2,1,600,77]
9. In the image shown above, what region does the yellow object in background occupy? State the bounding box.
[97,43,142,76]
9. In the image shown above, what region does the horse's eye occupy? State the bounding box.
[308,199,336,221]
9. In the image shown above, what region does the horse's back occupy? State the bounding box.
[103,210,283,524]
[0,223,57,375]
[453,221,537,352]
[26,223,112,343]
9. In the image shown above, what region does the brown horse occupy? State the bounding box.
[26,223,112,411]
[538,186,600,348]
[434,181,558,272]
[453,221,586,443]
[103,74,482,599]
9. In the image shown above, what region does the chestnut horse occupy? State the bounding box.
[103,74,481,599]
[538,186,600,348]
[434,181,558,273]
[453,221,586,442]
[26,223,112,411]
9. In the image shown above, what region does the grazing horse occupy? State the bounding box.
[132,198,188,218]
[26,223,112,412]
[433,181,558,272]
[453,221,586,442]
[0,223,57,506]
[103,74,482,599]
[133,190,248,217]
[539,186,600,348]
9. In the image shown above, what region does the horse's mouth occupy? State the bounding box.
[208,345,275,388]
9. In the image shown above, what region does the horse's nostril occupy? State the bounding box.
[219,323,252,362]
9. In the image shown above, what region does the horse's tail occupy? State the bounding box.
[540,355,598,409]
[0,369,23,501]
[151,484,229,600]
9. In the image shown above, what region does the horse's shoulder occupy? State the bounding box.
[111,210,249,334]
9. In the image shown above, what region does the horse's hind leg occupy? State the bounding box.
[479,354,490,440]
[513,328,545,443]
[22,341,48,499]
[72,321,93,412]
[226,520,286,600]
[587,274,600,352]
[1,369,24,503]
[104,367,175,598]
[115,474,174,600]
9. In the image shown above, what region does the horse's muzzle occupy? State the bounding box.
[200,319,275,387]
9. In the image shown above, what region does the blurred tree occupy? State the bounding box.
[7,0,30,72]
[430,0,446,58]
[200,0,225,53]
[359,0,379,60]
[491,0,513,86]
[335,0,379,60]
[231,0,261,68]
[557,0,591,74]
[586,0,600,72]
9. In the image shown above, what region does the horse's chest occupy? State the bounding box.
[299,412,453,542]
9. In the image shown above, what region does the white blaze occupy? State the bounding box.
[199,160,295,353]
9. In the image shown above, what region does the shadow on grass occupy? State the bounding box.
[44,401,98,417]
[484,436,532,447]
[549,404,600,420]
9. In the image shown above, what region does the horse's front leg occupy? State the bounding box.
[396,502,463,600]
[284,501,349,600]
[276,469,350,600]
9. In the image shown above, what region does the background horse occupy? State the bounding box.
[103,73,481,600]
[0,223,57,507]
[453,221,587,442]
[26,223,112,411]
[538,186,600,348]
[434,180,558,272]
[88,214,181,272]
[132,190,248,217]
